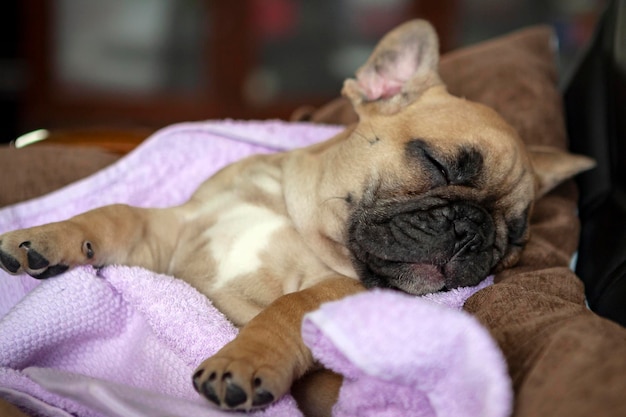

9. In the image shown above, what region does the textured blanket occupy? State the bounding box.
[0,120,512,417]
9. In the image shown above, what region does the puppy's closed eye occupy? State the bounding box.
[405,139,449,187]
[406,139,485,189]
[423,151,449,185]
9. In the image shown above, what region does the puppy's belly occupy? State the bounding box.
[169,197,333,326]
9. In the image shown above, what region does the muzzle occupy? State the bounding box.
[348,197,496,294]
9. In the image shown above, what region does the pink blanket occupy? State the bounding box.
[0,120,512,417]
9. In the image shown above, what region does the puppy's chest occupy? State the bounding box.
[207,200,289,286]
[175,187,331,300]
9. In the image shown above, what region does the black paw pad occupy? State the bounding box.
[32,264,69,280]
[0,248,20,273]
[224,381,247,408]
[26,249,50,270]
[198,380,220,406]
[252,389,274,407]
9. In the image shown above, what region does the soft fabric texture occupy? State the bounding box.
[303,285,511,417]
[0,120,512,417]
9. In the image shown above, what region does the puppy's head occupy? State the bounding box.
[343,21,592,294]
[300,20,594,294]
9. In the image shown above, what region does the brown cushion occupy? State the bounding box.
[439,26,566,149]
[0,145,120,207]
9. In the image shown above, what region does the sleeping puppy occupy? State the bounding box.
[0,20,593,416]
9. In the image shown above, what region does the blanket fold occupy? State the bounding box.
[303,285,511,417]
[0,121,512,417]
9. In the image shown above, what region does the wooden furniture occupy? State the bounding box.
[18,0,458,134]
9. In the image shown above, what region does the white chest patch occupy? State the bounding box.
[207,203,287,288]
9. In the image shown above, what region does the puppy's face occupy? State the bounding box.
[344,89,536,294]
[286,20,594,295]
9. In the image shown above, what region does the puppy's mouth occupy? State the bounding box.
[347,197,496,295]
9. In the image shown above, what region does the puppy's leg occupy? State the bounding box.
[0,204,181,278]
[192,276,364,412]
[291,369,343,417]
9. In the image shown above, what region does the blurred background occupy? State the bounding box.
[0,0,607,144]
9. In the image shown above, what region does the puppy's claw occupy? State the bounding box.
[192,369,204,389]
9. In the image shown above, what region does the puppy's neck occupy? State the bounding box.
[281,137,358,279]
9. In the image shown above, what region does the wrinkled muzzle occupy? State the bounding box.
[348,198,496,294]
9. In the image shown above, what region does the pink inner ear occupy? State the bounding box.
[357,72,404,101]
[356,45,421,101]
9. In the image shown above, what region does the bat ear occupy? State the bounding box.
[527,146,596,197]
[342,19,443,116]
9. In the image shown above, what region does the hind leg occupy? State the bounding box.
[0,204,182,278]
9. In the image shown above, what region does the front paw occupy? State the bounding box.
[192,350,288,411]
[0,226,93,279]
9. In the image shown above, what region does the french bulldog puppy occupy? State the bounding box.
[0,20,593,416]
